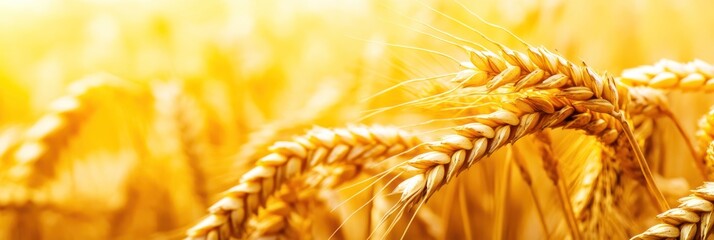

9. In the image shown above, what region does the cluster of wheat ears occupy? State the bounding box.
[3,1,714,239]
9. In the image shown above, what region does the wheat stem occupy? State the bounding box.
[511,145,550,237]
[458,180,475,240]
[617,115,670,211]
[664,110,705,178]
[556,164,581,240]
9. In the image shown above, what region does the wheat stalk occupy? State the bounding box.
[618,59,714,91]
[571,85,691,238]
[573,87,666,238]
[510,144,550,236]
[631,182,714,239]
[532,132,581,239]
[185,125,419,239]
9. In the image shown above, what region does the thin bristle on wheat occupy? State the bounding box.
[185,125,419,239]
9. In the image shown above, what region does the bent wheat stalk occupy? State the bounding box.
[574,87,665,238]
[626,85,701,178]
[185,125,419,239]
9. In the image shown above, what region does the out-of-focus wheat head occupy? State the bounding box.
[2,0,714,239]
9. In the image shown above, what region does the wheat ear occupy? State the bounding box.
[576,86,672,238]
[185,125,419,239]
[245,181,318,239]
[631,181,714,239]
[450,46,668,210]
[697,107,714,179]
[245,164,368,239]
[572,87,664,238]
[618,59,714,91]
[152,82,213,207]
[4,74,137,188]
[390,90,630,224]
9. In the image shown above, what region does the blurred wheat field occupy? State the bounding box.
[2,0,714,239]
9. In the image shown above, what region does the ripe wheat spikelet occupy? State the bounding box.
[2,74,139,189]
[152,82,214,207]
[577,84,695,238]
[385,43,671,220]
[244,165,361,239]
[572,87,667,238]
[455,44,624,110]
[245,182,316,240]
[386,74,665,237]
[631,181,714,239]
[697,107,714,179]
[185,125,419,239]
[534,127,641,238]
[610,87,670,178]
[390,91,626,219]
[618,59,714,91]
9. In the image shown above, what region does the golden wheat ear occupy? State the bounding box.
[4,74,144,188]
[384,92,633,234]
[631,181,714,239]
[243,165,355,239]
[411,39,670,210]
[619,59,714,91]
[696,107,714,180]
[185,125,420,239]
